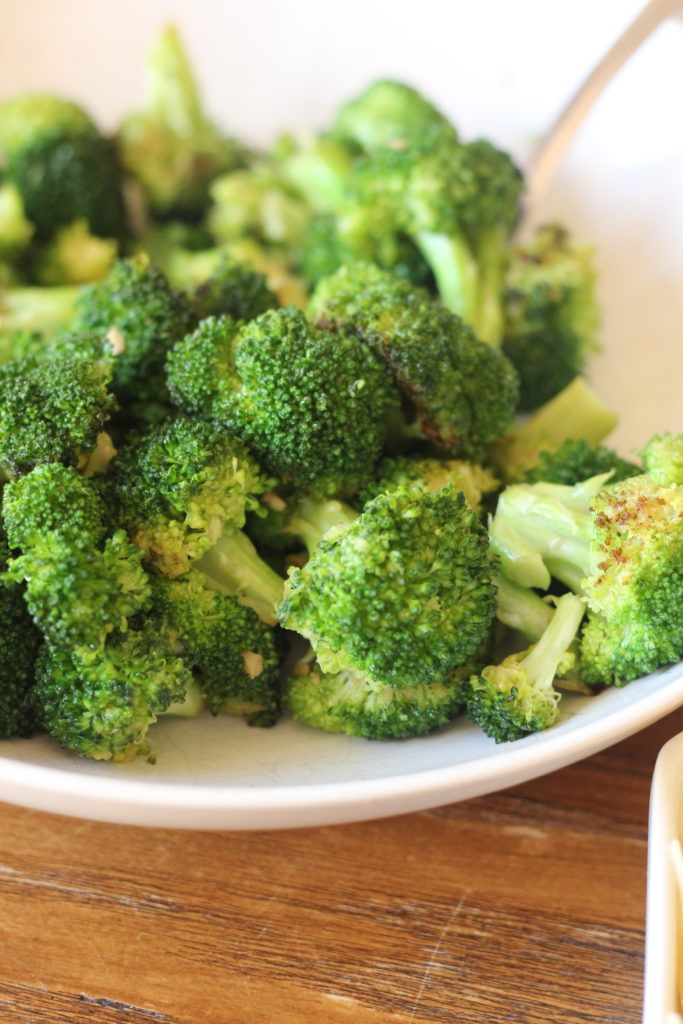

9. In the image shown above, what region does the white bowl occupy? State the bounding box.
[0,3,682,829]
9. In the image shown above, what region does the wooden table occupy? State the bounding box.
[1,711,680,1024]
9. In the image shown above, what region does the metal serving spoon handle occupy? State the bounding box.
[523,0,683,216]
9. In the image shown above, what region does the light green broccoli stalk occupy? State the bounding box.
[465,592,586,742]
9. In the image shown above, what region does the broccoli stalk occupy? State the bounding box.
[195,529,285,626]
[465,592,586,742]
[494,575,553,643]
[493,376,619,483]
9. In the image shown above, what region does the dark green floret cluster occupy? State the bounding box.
[0,28,679,763]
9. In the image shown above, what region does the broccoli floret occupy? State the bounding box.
[207,163,310,257]
[0,93,127,241]
[3,464,150,650]
[0,350,117,474]
[152,569,281,724]
[465,592,586,742]
[520,438,641,486]
[341,127,523,344]
[33,219,117,286]
[333,79,453,152]
[493,376,619,483]
[276,133,355,212]
[167,308,400,497]
[71,255,197,409]
[116,25,247,220]
[108,416,283,624]
[152,247,279,322]
[309,262,518,458]
[279,486,497,689]
[34,620,191,761]
[358,455,499,513]
[109,416,268,577]
[639,432,683,486]
[246,490,358,561]
[502,224,601,411]
[284,649,479,740]
[489,472,683,684]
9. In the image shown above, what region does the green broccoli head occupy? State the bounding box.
[34,622,191,761]
[207,164,310,253]
[152,569,281,724]
[189,254,279,322]
[33,219,118,286]
[2,462,107,548]
[465,592,585,742]
[3,464,151,650]
[71,255,197,408]
[309,262,519,457]
[169,307,401,497]
[502,224,600,412]
[640,432,683,487]
[0,93,127,241]
[333,79,454,152]
[520,439,641,486]
[116,25,247,220]
[0,351,116,474]
[279,485,498,689]
[109,416,268,578]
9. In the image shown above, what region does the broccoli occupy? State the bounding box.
[108,416,268,576]
[34,620,191,761]
[358,455,499,514]
[333,79,453,152]
[246,490,358,562]
[0,93,127,241]
[520,438,641,487]
[340,128,523,344]
[284,648,480,740]
[147,245,279,322]
[502,224,601,411]
[116,25,247,220]
[493,376,619,483]
[493,574,554,644]
[166,308,401,497]
[639,432,683,486]
[489,470,683,684]
[464,592,586,742]
[108,416,284,624]
[152,568,282,725]
[276,133,355,212]
[278,486,498,689]
[309,262,519,458]
[3,464,150,650]
[71,255,197,410]
[0,349,117,474]
[33,219,117,286]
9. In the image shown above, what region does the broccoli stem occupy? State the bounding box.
[195,529,285,625]
[494,575,553,642]
[413,230,478,321]
[520,593,586,688]
[490,473,611,592]
[146,25,205,135]
[493,376,619,482]
[470,228,506,348]
[286,496,358,553]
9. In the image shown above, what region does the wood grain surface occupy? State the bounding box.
[1,710,681,1024]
